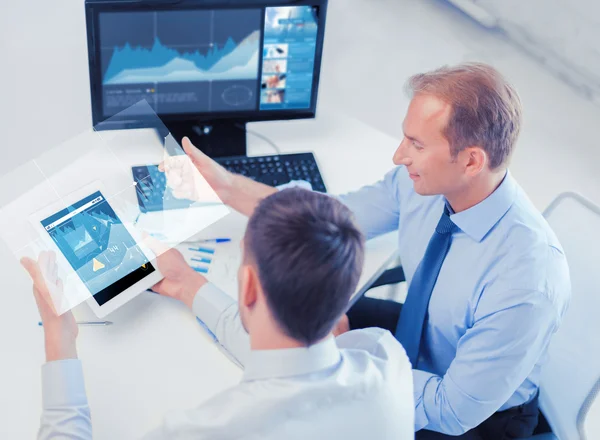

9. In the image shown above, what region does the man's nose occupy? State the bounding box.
[393,141,412,166]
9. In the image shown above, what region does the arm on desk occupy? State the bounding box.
[193,283,250,367]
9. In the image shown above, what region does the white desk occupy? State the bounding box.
[0,109,401,439]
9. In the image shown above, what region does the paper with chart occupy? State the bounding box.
[178,240,242,299]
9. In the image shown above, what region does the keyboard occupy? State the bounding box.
[214,152,327,192]
[132,152,326,213]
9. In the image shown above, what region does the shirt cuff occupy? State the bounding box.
[412,369,438,431]
[42,359,88,409]
[192,282,236,334]
[276,180,312,191]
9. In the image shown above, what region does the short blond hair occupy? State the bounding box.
[406,63,522,170]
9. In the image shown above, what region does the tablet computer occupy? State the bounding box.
[30,184,163,317]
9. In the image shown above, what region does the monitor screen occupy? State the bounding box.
[87,1,327,125]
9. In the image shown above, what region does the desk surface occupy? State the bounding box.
[0,109,400,439]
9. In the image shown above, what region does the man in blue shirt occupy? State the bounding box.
[167,62,571,439]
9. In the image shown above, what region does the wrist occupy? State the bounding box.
[44,330,78,362]
[179,271,208,309]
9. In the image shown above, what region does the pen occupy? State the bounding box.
[38,321,113,326]
[193,266,209,274]
[197,238,231,244]
[192,257,212,264]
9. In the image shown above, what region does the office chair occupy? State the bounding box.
[528,192,600,440]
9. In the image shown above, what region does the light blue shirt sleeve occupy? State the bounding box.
[39,359,92,440]
[193,282,250,368]
[413,286,559,435]
[338,167,403,240]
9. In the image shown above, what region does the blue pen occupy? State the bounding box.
[193,266,209,274]
[192,256,212,264]
[188,247,215,254]
[198,238,231,244]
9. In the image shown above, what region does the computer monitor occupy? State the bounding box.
[85,0,328,157]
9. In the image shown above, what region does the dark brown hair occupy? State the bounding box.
[245,188,365,345]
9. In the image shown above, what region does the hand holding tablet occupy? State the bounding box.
[29,184,164,317]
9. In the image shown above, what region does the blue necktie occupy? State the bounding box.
[395,206,458,367]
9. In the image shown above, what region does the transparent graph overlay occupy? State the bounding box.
[0,101,229,315]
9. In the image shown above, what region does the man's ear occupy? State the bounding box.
[462,146,487,176]
[239,264,259,309]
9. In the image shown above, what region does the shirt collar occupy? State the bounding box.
[242,336,341,382]
[447,170,517,242]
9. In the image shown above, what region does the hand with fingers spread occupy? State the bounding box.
[21,252,78,362]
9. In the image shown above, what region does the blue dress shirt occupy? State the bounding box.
[340,166,571,435]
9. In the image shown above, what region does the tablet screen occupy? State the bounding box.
[41,191,156,306]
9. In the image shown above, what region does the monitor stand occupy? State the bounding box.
[163,120,247,158]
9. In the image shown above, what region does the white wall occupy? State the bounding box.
[452,0,600,105]
[319,0,600,211]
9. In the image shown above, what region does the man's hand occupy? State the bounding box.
[159,136,234,204]
[160,136,277,217]
[150,244,208,309]
[21,252,78,362]
[332,314,350,337]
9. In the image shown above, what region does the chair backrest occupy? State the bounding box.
[540,192,600,440]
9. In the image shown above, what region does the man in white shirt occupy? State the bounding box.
[22,188,414,440]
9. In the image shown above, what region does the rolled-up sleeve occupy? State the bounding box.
[39,359,92,440]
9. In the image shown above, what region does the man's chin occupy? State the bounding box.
[412,184,428,196]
